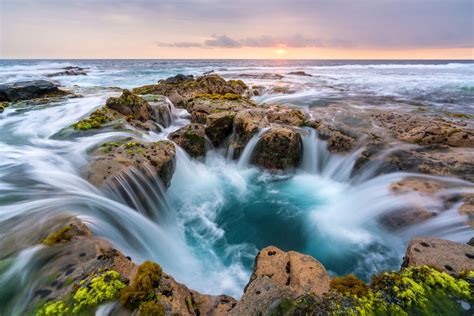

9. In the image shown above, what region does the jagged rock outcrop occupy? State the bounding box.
[73,90,164,131]
[205,111,236,146]
[34,220,236,316]
[133,74,248,106]
[169,123,208,158]
[231,246,330,315]
[402,237,474,276]
[85,140,176,187]
[0,80,69,102]
[253,127,303,170]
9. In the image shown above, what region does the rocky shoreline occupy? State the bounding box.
[32,219,474,315]
[1,73,473,315]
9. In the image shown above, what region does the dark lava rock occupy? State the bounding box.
[169,123,208,158]
[0,80,68,102]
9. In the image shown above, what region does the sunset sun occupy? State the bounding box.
[273,48,287,56]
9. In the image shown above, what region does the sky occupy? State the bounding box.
[0,0,473,59]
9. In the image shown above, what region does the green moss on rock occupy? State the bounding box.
[139,301,165,316]
[194,93,242,100]
[120,261,164,310]
[273,265,473,316]
[36,270,125,315]
[73,108,110,130]
[330,274,369,297]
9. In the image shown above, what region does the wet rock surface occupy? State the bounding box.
[46,66,88,77]
[403,237,474,276]
[85,140,176,188]
[0,80,69,102]
[169,123,208,158]
[253,127,303,170]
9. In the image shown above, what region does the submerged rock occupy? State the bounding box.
[169,123,208,158]
[0,80,69,102]
[46,66,88,77]
[253,127,302,170]
[238,73,284,80]
[288,71,313,77]
[86,140,176,188]
[402,237,474,275]
[133,74,248,106]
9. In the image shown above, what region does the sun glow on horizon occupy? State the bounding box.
[273,48,287,56]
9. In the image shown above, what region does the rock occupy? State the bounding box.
[144,94,175,127]
[46,66,87,77]
[33,219,236,316]
[253,127,302,169]
[402,237,474,276]
[74,90,161,131]
[271,86,295,94]
[169,123,208,158]
[389,147,474,182]
[238,73,284,80]
[186,94,255,124]
[266,105,306,127]
[105,89,155,122]
[373,111,474,148]
[133,74,248,106]
[229,276,295,316]
[160,74,194,84]
[205,111,235,146]
[247,246,330,297]
[288,71,312,77]
[0,80,69,102]
[231,246,330,316]
[307,120,356,153]
[85,140,176,188]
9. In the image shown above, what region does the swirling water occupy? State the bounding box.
[0,59,473,314]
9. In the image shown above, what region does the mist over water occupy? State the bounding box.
[0,59,473,314]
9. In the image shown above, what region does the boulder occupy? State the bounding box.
[248,246,330,297]
[133,74,248,106]
[231,246,330,316]
[105,89,155,122]
[169,123,208,158]
[0,80,69,102]
[186,94,255,124]
[265,105,306,127]
[253,127,302,169]
[74,90,161,131]
[402,237,474,276]
[85,140,176,188]
[205,111,235,146]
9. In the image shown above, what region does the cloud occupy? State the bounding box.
[156,41,204,48]
[205,35,242,48]
[158,34,354,49]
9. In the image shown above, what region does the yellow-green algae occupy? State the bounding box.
[120,261,165,312]
[0,102,9,112]
[41,226,74,246]
[36,270,125,316]
[73,108,110,130]
[273,265,473,316]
